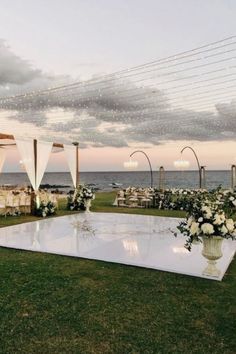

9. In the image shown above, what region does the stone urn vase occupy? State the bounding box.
[201,236,223,278]
[84,198,92,212]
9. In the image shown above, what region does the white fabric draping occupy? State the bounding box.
[15,138,36,188]
[64,144,77,188]
[36,141,53,190]
[0,148,6,173]
[16,138,52,190]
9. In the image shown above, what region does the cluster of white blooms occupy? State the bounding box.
[36,201,56,217]
[201,223,214,235]
[213,213,225,225]
[185,201,236,238]
[81,187,94,199]
[201,205,212,219]
[173,187,236,250]
[68,185,95,211]
[168,188,207,196]
[190,221,200,235]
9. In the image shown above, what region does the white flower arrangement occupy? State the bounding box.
[35,201,56,217]
[176,197,236,251]
[67,185,95,211]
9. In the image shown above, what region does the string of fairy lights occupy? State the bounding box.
[0,36,236,142]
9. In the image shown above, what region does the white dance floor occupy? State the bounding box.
[0,213,235,281]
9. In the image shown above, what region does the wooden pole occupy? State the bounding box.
[0,132,64,148]
[31,139,37,214]
[34,139,37,190]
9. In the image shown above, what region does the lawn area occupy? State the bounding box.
[0,192,235,353]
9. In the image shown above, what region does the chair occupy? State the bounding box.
[117,191,126,207]
[128,191,139,208]
[25,195,31,214]
[19,193,31,215]
[140,193,153,208]
[6,194,20,215]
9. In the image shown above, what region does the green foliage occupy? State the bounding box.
[176,188,236,250]
[35,201,56,217]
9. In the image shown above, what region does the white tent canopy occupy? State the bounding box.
[0,133,79,191]
[36,141,53,190]
[64,144,77,188]
[15,138,53,191]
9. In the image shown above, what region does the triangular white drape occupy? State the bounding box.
[64,144,77,188]
[0,148,6,173]
[15,138,53,190]
[16,138,36,188]
[36,141,53,190]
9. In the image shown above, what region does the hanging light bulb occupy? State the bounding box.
[173,159,190,169]
[123,157,138,169]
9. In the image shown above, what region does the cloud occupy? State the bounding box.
[0,40,42,86]
[8,110,47,127]
[0,40,236,147]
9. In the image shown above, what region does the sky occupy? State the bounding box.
[0,0,236,172]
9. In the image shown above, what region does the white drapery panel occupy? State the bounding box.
[64,144,77,188]
[36,141,53,190]
[0,148,6,173]
[16,138,36,188]
[16,138,53,190]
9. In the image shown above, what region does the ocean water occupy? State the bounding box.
[0,170,233,191]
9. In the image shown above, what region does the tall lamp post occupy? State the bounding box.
[181,146,205,189]
[72,141,79,188]
[231,164,236,190]
[129,150,153,188]
[159,166,165,191]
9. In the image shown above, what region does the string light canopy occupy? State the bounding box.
[0,36,236,146]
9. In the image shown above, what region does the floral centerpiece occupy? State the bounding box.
[67,185,95,212]
[176,197,236,251]
[35,201,56,217]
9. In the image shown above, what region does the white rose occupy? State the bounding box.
[201,223,214,235]
[226,219,234,232]
[187,216,194,227]
[221,225,228,235]
[213,213,225,225]
[190,222,200,235]
[198,217,203,222]
[229,196,235,201]
[205,210,212,219]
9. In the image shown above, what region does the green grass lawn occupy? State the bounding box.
[0,192,235,353]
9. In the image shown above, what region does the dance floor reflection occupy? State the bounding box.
[0,213,235,281]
